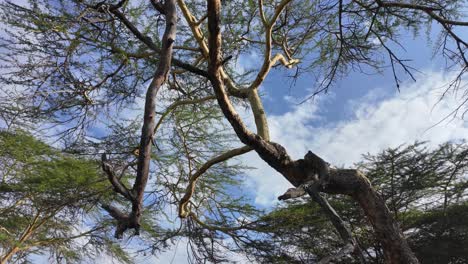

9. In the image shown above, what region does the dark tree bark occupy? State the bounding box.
[207,0,419,263]
[101,0,177,238]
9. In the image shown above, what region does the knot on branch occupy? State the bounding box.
[267,141,291,165]
[279,150,331,199]
[102,204,140,239]
[283,150,330,187]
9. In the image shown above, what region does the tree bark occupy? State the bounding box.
[206,0,419,262]
[102,0,177,238]
[306,186,366,263]
[130,0,177,236]
[1,247,19,264]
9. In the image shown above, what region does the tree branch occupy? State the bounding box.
[99,0,178,238]
[101,154,133,201]
[206,1,419,262]
[176,0,248,98]
[248,0,296,90]
[129,0,177,236]
[179,146,252,218]
[92,3,208,77]
[375,0,468,26]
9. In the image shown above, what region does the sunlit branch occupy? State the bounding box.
[178,145,252,218]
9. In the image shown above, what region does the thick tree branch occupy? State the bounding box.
[325,169,419,263]
[99,0,178,238]
[149,0,166,15]
[129,0,177,236]
[176,0,273,143]
[207,1,419,262]
[176,0,246,98]
[279,152,366,263]
[101,204,135,238]
[248,89,270,140]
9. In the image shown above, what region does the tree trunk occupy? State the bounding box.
[131,0,177,234]
[102,0,177,238]
[343,170,420,264]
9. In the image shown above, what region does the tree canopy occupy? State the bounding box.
[241,141,468,263]
[0,130,130,263]
[0,0,467,263]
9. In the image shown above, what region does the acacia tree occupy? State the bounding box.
[240,141,468,263]
[0,0,467,263]
[0,130,129,264]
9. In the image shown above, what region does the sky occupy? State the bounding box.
[226,23,468,207]
[1,1,468,263]
[240,70,468,206]
[148,25,468,264]
[133,58,468,264]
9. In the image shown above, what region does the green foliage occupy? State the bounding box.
[240,142,468,263]
[0,130,108,204]
[0,0,466,263]
[0,130,124,263]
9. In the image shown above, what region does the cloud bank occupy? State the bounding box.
[242,71,468,206]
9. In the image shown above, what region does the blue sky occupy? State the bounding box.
[261,24,448,118]
[1,2,467,263]
[144,25,468,263]
[24,25,468,264]
[234,26,468,206]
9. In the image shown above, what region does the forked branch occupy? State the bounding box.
[206,0,419,262]
[178,145,252,218]
[101,0,177,238]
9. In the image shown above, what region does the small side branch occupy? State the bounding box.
[307,184,367,263]
[153,95,216,136]
[278,182,366,263]
[248,0,296,90]
[278,186,306,200]
[101,154,133,201]
[179,146,252,218]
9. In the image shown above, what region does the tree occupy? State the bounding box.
[0,130,131,263]
[238,141,468,263]
[0,0,467,263]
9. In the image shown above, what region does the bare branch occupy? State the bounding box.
[179,146,252,218]
[101,154,133,201]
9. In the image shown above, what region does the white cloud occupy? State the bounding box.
[242,71,468,206]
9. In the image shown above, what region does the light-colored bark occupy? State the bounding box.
[178,146,252,218]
